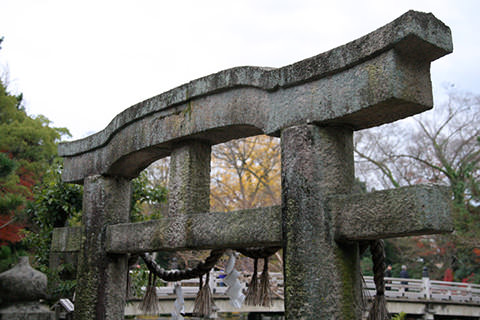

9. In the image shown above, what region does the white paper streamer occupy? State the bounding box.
[171,283,185,320]
[224,251,245,308]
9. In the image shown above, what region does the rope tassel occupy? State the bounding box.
[239,247,279,307]
[245,257,259,305]
[140,272,160,315]
[258,257,272,307]
[245,256,272,306]
[193,272,216,318]
[367,239,389,320]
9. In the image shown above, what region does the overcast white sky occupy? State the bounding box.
[1,0,478,140]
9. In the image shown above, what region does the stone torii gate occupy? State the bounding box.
[51,11,453,320]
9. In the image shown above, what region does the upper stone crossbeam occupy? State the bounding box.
[58,10,452,183]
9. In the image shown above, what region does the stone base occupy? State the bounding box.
[0,302,54,320]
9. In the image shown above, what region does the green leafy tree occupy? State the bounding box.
[131,170,168,222]
[0,153,22,222]
[0,37,70,277]
[19,161,82,300]
[0,78,69,245]
[22,162,83,266]
[20,162,168,299]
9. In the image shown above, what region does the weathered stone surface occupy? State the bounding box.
[74,176,130,320]
[0,302,54,320]
[281,125,362,319]
[58,10,452,183]
[166,141,211,248]
[56,185,452,255]
[333,185,453,241]
[105,206,282,253]
[0,258,54,319]
[0,257,47,303]
[49,227,81,272]
[51,226,82,252]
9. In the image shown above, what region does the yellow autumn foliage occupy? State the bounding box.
[210,135,281,212]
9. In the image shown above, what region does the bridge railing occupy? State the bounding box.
[429,279,480,303]
[363,276,480,303]
[155,271,284,297]
[152,271,480,304]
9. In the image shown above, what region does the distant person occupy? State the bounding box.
[385,265,392,277]
[422,266,429,278]
[385,265,392,290]
[443,268,454,282]
[400,265,409,291]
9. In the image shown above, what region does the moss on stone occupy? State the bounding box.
[335,244,360,320]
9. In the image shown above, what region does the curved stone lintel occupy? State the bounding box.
[59,10,452,183]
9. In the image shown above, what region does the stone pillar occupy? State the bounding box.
[167,141,211,246]
[74,175,131,320]
[281,125,362,319]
